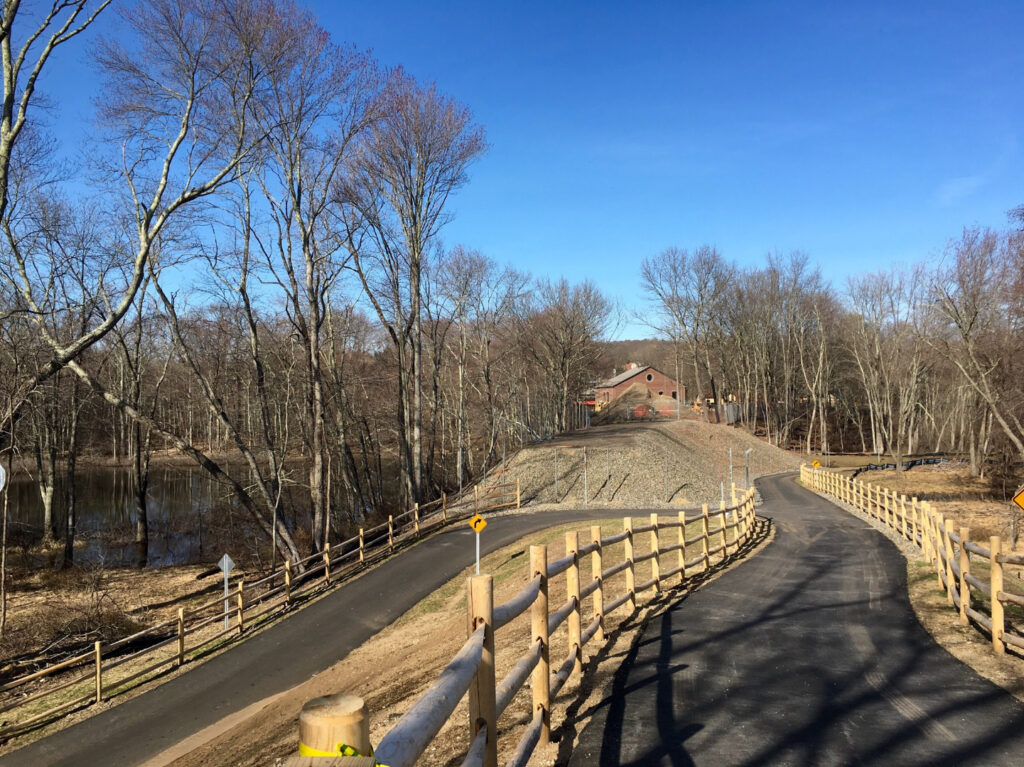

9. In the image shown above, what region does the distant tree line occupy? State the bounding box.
[0,0,613,573]
[640,216,1024,494]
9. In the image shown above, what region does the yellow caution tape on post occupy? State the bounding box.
[298,740,384,761]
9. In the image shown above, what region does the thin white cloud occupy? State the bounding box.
[936,173,987,206]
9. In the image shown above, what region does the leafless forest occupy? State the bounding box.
[0,0,1021,586]
[638,227,1024,489]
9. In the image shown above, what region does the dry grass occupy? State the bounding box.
[0,564,229,669]
[856,463,1022,554]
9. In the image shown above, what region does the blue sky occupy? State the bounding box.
[41,1,1024,338]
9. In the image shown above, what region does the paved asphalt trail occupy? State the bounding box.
[1,508,642,767]
[569,473,1024,766]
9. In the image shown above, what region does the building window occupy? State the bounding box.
[646,373,653,381]
[671,391,677,399]
[658,391,663,396]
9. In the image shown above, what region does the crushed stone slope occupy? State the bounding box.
[490,420,801,509]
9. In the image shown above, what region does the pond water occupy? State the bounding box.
[1,464,301,568]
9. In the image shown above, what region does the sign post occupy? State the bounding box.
[469,514,487,574]
[0,463,6,494]
[1012,486,1024,545]
[219,554,235,631]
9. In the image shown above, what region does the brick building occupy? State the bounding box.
[593,363,683,408]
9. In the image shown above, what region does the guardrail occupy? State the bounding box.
[0,480,520,740]
[364,488,761,767]
[801,464,1024,656]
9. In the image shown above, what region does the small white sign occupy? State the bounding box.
[219,554,236,631]
[0,464,6,493]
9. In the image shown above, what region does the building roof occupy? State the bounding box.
[595,365,651,389]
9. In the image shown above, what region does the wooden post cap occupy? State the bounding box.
[298,693,372,758]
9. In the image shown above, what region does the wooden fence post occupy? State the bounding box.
[624,517,636,610]
[566,531,582,675]
[719,500,728,556]
[414,503,420,536]
[358,529,364,564]
[468,575,498,767]
[324,542,331,585]
[298,693,372,759]
[388,515,394,550]
[901,495,909,541]
[237,582,245,634]
[678,511,686,583]
[925,499,933,561]
[650,513,661,593]
[911,499,920,548]
[701,504,710,571]
[590,525,604,643]
[516,479,521,509]
[959,527,970,626]
[177,608,185,666]
[94,641,102,703]
[990,536,1005,655]
[442,492,447,523]
[530,545,551,744]
[943,518,955,606]
[285,560,292,604]
[931,506,943,588]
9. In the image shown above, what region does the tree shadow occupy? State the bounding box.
[556,476,1024,766]
[609,474,630,502]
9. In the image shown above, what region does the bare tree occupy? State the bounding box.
[640,246,732,422]
[521,278,612,433]
[339,70,485,504]
[927,228,1024,465]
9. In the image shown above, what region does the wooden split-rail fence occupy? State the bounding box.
[801,464,1024,656]
[0,480,521,740]
[358,488,760,767]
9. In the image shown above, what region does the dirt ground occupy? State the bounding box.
[136,516,773,767]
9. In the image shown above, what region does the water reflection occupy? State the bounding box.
[4,465,298,568]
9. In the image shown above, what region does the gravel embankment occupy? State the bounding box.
[484,420,802,509]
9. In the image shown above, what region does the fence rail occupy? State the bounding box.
[801,464,1024,657]
[372,487,761,767]
[0,479,521,739]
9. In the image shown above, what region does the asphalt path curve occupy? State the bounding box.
[569,472,1024,766]
[1,507,656,767]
